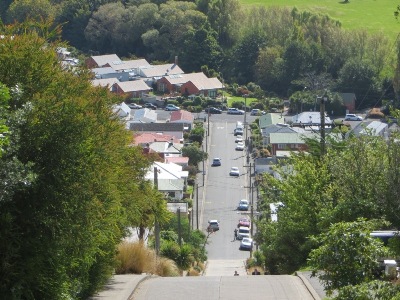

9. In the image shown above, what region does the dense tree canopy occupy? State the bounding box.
[0,22,168,299]
[1,0,396,105]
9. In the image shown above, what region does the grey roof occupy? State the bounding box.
[91,54,121,67]
[140,64,184,78]
[262,124,296,136]
[129,123,184,132]
[291,112,333,125]
[157,178,184,191]
[109,59,150,72]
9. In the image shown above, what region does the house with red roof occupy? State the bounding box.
[169,110,194,130]
[133,133,181,147]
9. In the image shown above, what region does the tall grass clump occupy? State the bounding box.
[115,241,180,277]
[155,257,180,277]
[115,241,155,274]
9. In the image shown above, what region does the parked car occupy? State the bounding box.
[207,220,220,232]
[144,103,157,110]
[238,199,249,211]
[235,142,244,151]
[165,104,180,111]
[229,167,240,177]
[240,237,253,250]
[205,107,222,114]
[227,108,245,115]
[250,109,261,116]
[235,136,243,143]
[128,103,143,109]
[211,158,221,166]
[344,113,363,121]
[237,226,250,240]
[238,217,251,228]
[234,128,243,136]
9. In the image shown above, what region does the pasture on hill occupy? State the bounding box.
[242,0,400,43]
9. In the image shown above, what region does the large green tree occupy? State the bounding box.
[308,219,388,296]
[0,22,165,299]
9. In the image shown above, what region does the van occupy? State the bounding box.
[237,226,250,240]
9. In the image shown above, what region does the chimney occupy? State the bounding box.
[175,56,178,65]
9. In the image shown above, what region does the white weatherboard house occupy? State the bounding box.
[146,162,188,200]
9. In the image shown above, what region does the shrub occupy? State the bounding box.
[115,241,156,274]
[187,268,200,276]
[368,108,384,119]
[155,257,180,277]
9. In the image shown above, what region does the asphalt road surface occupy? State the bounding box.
[131,113,318,300]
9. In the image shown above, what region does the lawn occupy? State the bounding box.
[241,0,400,42]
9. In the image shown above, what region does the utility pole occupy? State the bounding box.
[196,184,199,230]
[207,110,210,136]
[177,207,182,247]
[154,167,160,255]
[319,92,328,156]
[202,143,205,186]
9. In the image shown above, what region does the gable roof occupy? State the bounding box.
[90,54,121,67]
[131,108,158,123]
[170,110,194,122]
[149,141,183,154]
[157,179,185,191]
[114,80,151,92]
[129,123,184,132]
[291,112,333,125]
[133,133,180,145]
[140,64,184,78]
[186,77,223,91]
[261,124,296,136]
[165,156,189,164]
[269,132,311,144]
[259,113,286,128]
[91,78,119,89]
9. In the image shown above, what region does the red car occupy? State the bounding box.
[238,217,251,228]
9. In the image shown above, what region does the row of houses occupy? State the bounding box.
[86,54,223,99]
[254,111,399,174]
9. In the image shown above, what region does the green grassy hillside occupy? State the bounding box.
[242,0,399,42]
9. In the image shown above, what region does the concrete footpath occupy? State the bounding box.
[89,274,150,300]
[90,270,325,300]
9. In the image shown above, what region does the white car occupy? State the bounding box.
[234,128,243,136]
[211,158,221,166]
[165,104,180,111]
[128,103,143,109]
[235,136,243,143]
[227,108,245,115]
[344,113,363,121]
[229,167,240,177]
[235,142,244,151]
[238,199,249,211]
[207,220,220,232]
[250,109,260,116]
[240,237,253,250]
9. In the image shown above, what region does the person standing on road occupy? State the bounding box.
[234,271,239,276]
[234,228,238,241]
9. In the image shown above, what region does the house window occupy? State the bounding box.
[278,143,286,149]
[159,83,166,92]
[209,90,216,98]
